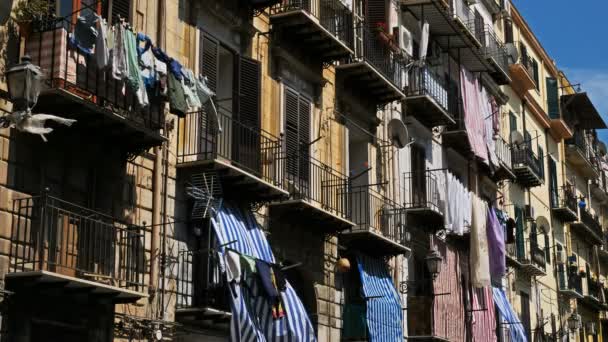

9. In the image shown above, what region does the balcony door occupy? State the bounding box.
[411,144,426,208]
[199,33,263,176]
[520,291,531,341]
[284,87,312,196]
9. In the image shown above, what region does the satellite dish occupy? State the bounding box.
[535,216,550,233]
[505,42,519,64]
[510,131,524,146]
[598,142,607,156]
[388,118,409,149]
[0,0,14,26]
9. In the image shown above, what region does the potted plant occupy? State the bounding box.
[12,0,51,39]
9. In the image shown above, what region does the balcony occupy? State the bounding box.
[561,92,607,130]
[479,0,504,15]
[590,172,608,204]
[558,266,584,299]
[404,169,445,229]
[269,155,353,232]
[565,131,599,179]
[401,0,493,74]
[506,236,546,277]
[24,15,165,151]
[551,187,579,223]
[177,109,288,202]
[175,246,231,324]
[404,66,455,128]
[442,100,473,156]
[481,26,511,85]
[341,185,409,256]
[512,145,543,187]
[7,193,147,303]
[269,0,354,62]
[571,209,603,245]
[336,24,406,104]
[581,278,603,309]
[508,42,536,92]
[493,137,515,181]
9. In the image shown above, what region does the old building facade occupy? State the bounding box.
[0,0,607,341]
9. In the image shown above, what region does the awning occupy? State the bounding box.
[561,93,607,129]
[356,254,404,342]
[211,203,317,342]
[492,287,528,342]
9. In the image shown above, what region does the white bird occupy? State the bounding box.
[2,111,76,142]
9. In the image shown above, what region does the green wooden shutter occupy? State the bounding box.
[537,145,544,178]
[544,234,551,264]
[504,17,513,43]
[532,59,539,89]
[546,77,560,119]
[549,158,558,208]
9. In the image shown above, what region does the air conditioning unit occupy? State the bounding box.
[395,25,413,58]
[524,205,534,221]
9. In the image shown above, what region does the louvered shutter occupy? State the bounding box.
[110,0,130,25]
[515,206,525,259]
[549,157,558,208]
[537,145,544,178]
[298,97,311,182]
[532,59,539,88]
[504,17,513,43]
[544,234,551,264]
[234,56,262,174]
[509,111,517,140]
[366,0,386,26]
[524,131,532,150]
[411,145,426,207]
[200,34,219,93]
[285,89,300,178]
[546,77,559,119]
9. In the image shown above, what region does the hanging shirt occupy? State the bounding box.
[168,72,187,117]
[182,68,202,109]
[95,17,109,69]
[111,24,128,81]
[123,29,148,106]
[69,14,98,55]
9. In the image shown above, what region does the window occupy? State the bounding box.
[544,234,551,264]
[504,18,513,44]
[520,292,531,341]
[411,144,426,207]
[537,145,544,178]
[546,77,559,119]
[284,87,312,181]
[548,157,558,208]
[509,111,517,141]
[532,59,539,89]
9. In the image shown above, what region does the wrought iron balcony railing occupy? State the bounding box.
[558,266,583,296]
[452,0,484,44]
[495,137,512,169]
[512,145,544,186]
[551,186,578,222]
[176,246,230,314]
[481,25,510,83]
[269,0,354,49]
[9,193,147,292]
[566,130,597,164]
[579,209,603,240]
[278,154,350,220]
[407,66,450,113]
[403,169,445,217]
[177,108,284,189]
[347,185,406,245]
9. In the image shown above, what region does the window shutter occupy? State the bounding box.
[110,0,131,25]
[504,18,513,43]
[544,234,551,264]
[474,10,484,45]
[532,60,539,88]
[298,97,311,182]
[235,56,262,174]
[515,206,525,259]
[509,111,517,139]
[200,34,219,93]
[411,145,426,206]
[520,43,528,62]
[546,77,559,119]
[285,89,300,177]
[549,158,558,208]
[366,0,386,26]
[537,145,544,178]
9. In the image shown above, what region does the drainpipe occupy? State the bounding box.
[150,0,166,299]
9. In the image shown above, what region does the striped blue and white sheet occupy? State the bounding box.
[211,203,317,342]
[492,286,528,342]
[356,254,404,342]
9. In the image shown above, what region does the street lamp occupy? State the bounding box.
[567,312,581,332]
[5,55,42,112]
[426,249,442,280]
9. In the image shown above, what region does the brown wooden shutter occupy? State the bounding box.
[411,144,426,206]
[234,56,262,174]
[110,0,131,25]
[285,88,300,177]
[298,97,311,181]
[366,0,386,26]
[200,34,219,93]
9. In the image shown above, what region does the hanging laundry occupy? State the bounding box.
[95,17,109,69]
[123,29,148,106]
[182,68,202,109]
[470,195,490,287]
[111,24,128,81]
[152,46,184,80]
[168,72,187,117]
[461,67,488,163]
[139,49,157,89]
[224,250,241,283]
[445,172,472,235]
[481,86,499,168]
[486,206,506,279]
[255,259,286,319]
[69,13,98,55]
[136,32,153,56]
[4,111,77,142]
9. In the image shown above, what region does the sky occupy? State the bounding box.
[512,1,608,141]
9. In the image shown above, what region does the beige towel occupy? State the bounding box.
[470,195,490,287]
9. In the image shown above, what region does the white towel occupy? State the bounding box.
[470,195,490,287]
